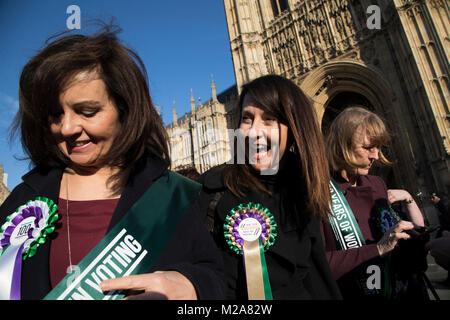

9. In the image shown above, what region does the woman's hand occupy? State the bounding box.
[387,189,425,227]
[387,189,413,204]
[99,271,198,300]
[377,220,415,256]
[431,194,441,205]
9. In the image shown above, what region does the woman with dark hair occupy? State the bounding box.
[321,106,427,300]
[198,74,342,299]
[0,27,225,300]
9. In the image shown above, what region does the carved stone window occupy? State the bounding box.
[271,0,289,17]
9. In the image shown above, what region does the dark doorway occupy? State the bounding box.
[321,91,374,136]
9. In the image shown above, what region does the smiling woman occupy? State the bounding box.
[0,25,225,300]
[14,28,170,195]
[197,75,342,300]
[239,95,288,173]
[49,70,122,171]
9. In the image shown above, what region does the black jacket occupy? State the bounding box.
[0,153,225,299]
[198,165,342,300]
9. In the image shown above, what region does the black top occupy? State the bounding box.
[198,163,342,300]
[0,152,226,300]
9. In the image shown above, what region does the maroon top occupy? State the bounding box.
[321,175,389,280]
[49,198,119,288]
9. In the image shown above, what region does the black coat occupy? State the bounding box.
[0,153,226,300]
[198,165,342,300]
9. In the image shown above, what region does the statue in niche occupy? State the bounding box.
[263,46,273,74]
[272,36,279,54]
[339,0,349,10]
[303,32,310,51]
[291,44,300,66]
[316,8,324,24]
[335,14,344,33]
[310,26,319,44]
[330,0,338,16]
[280,32,286,49]
[288,27,295,43]
[320,23,331,48]
[284,47,292,69]
[299,18,306,34]
[343,6,352,26]
[275,49,284,72]
[310,10,317,24]
[314,42,325,62]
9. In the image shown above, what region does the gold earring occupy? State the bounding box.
[289,144,296,153]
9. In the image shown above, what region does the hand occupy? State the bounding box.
[431,195,440,205]
[387,189,413,204]
[377,220,415,256]
[99,271,198,300]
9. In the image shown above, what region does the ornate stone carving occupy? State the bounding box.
[220,0,450,219]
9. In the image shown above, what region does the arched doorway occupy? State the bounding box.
[321,91,374,136]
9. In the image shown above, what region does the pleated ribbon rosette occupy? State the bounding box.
[0,197,58,299]
[223,202,277,300]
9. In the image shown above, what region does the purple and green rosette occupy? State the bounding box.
[375,206,400,298]
[0,197,58,300]
[376,206,398,234]
[224,202,277,300]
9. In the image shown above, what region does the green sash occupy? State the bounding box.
[328,178,365,250]
[44,171,201,300]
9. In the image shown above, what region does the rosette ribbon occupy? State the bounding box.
[224,202,277,300]
[0,197,58,300]
[376,206,399,299]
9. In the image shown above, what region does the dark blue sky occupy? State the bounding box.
[0,0,236,190]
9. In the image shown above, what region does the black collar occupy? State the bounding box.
[107,153,169,230]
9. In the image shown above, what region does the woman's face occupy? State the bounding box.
[352,133,380,176]
[239,94,288,173]
[49,70,121,169]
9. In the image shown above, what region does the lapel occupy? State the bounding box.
[106,154,169,231]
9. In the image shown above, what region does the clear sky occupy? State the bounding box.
[0,0,236,191]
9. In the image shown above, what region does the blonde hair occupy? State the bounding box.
[326,106,393,173]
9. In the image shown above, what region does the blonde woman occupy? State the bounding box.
[321,106,427,300]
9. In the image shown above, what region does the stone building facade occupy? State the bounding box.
[166,79,238,174]
[0,165,10,205]
[223,0,449,216]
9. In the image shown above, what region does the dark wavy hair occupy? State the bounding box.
[12,25,169,193]
[223,74,331,220]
